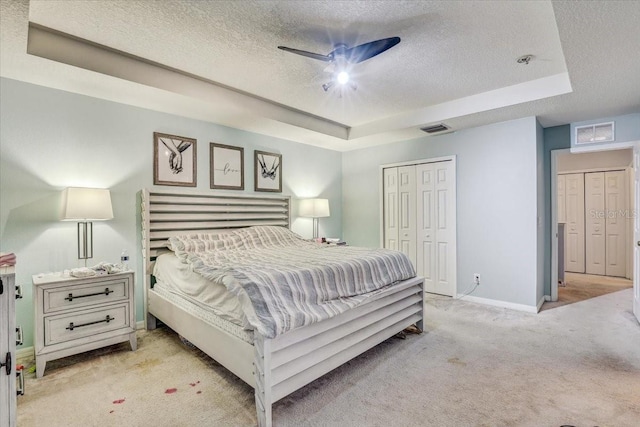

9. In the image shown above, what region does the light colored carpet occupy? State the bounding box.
[17,289,640,426]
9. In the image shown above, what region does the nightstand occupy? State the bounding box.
[32,271,136,378]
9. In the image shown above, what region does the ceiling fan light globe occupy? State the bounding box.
[337,71,350,85]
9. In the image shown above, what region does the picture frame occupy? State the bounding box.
[153,132,197,187]
[254,150,282,193]
[210,142,244,190]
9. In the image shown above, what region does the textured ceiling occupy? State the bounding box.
[1,0,639,151]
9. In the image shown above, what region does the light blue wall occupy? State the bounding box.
[536,120,545,307]
[0,78,343,349]
[342,117,540,308]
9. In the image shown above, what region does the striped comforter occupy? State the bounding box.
[168,226,416,338]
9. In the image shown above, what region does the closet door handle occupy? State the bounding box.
[1,351,11,375]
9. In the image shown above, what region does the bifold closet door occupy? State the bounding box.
[383,168,399,251]
[585,172,606,275]
[564,173,586,273]
[605,170,627,277]
[557,174,566,223]
[559,170,628,277]
[383,166,416,266]
[416,161,456,296]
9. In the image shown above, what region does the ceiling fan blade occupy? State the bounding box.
[277,46,332,62]
[344,36,401,63]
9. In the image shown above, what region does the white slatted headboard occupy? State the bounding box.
[141,188,290,273]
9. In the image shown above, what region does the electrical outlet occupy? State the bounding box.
[473,274,480,285]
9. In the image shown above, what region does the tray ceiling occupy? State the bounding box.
[1,1,639,151]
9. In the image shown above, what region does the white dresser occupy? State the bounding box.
[32,271,136,378]
[1,266,22,427]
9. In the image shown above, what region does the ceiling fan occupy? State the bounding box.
[278,36,401,92]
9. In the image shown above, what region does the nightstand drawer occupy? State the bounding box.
[44,303,131,346]
[43,276,129,314]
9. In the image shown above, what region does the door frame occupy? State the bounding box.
[379,155,457,295]
[550,142,639,303]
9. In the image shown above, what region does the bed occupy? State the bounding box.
[141,189,425,426]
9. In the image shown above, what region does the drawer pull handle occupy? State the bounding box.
[65,287,113,302]
[16,326,23,346]
[16,365,25,396]
[66,315,114,331]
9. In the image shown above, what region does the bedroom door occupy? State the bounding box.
[416,161,456,296]
[585,172,606,275]
[565,173,586,273]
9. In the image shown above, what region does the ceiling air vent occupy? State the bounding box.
[420,123,450,134]
[575,122,615,144]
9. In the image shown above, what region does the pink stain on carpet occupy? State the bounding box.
[165,388,178,394]
[112,399,125,404]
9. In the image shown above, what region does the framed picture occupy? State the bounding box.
[210,143,244,190]
[254,150,282,193]
[153,132,197,187]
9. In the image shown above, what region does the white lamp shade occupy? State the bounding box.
[61,187,114,221]
[299,198,330,218]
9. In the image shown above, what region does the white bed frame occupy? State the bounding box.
[141,189,425,426]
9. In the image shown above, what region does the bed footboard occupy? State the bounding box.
[254,276,424,427]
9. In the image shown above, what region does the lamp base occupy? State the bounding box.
[312,218,319,239]
[78,221,94,265]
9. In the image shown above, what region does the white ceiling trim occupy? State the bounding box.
[26,22,572,146]
[349,73,573,139]
[27,23,350,140]
[3,1,637,153]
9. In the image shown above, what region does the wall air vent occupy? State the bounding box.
[420,123,450,134]
[575,121,615,144]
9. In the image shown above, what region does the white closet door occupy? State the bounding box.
[398,166,417,267]
[565,173,585,273]
[585,172,606,275]
[557,174,566,223]
[605,170,627,277]
[416,161,456,296]
[383,168,399,251]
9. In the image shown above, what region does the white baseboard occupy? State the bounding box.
[456,294,539,313]
[536,296,546,312]
[16,346,34,364]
